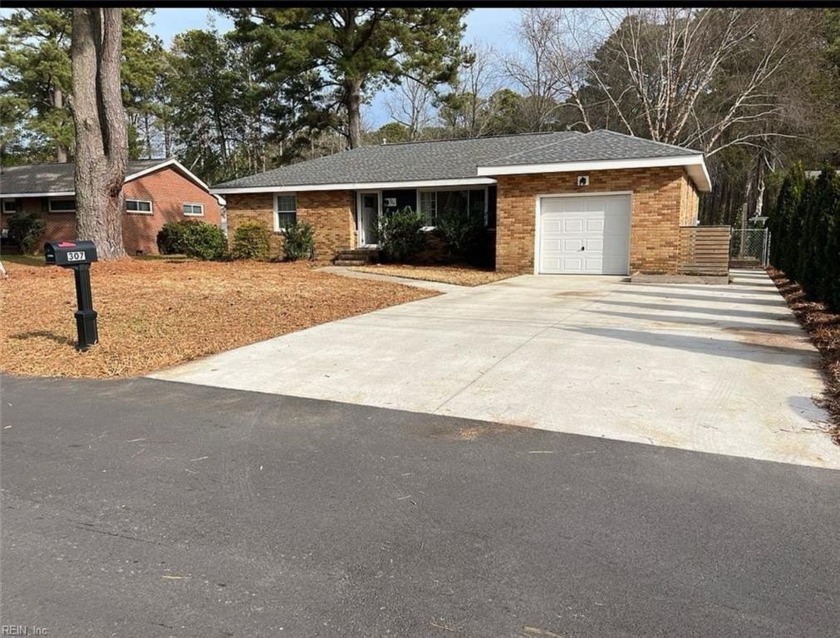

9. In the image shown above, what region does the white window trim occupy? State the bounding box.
[48,198,76,213]
[274,193,297,233]
[183,202,204,217]
[126,199,154,215]
[1,199,19,214]
[416,185,489,229]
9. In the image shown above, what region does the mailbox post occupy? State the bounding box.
[44,240,99,351]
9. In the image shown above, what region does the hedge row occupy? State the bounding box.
[157,219,315,262]
[767,164,840,311]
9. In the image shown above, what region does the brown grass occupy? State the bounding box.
[350,264,515,287]
[0,258,437,378]
[767,267,840,444]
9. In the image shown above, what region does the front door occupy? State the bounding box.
[359,192,380,246]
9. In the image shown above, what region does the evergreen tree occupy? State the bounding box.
[0,8,161,163]
[222,8,468,149]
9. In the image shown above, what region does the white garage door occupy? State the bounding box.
[538,194,631,275]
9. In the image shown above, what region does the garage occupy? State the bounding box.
[538,194,631,275]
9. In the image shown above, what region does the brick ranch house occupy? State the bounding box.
[0,159,224,255]
[212,129,712,275]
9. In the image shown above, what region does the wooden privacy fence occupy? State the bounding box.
[677,225,731,276]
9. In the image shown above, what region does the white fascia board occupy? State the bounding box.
[1,191,75,198]
[212,177,497,195]
[125,159,213,193]
[477,155,712,192]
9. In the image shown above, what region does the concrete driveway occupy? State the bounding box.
[151,270,839,469]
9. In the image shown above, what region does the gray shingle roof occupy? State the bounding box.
[482,129,702,166]
[214,132,583,189]
[0,159,168,196]
[212,129,704,191]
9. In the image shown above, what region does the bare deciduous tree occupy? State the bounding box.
[501,9,568,131]
[440,42,502,137]
[71,7,128,259]
[384,77,436,140]
[520,7,816,155]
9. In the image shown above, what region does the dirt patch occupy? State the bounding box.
[767,267,840,444]
[350,264,515,287]
[411,420,525,441]
[0,258,437,379]
[722,327,815,352]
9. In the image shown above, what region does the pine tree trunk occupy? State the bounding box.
[144,111,152,159]
[163,121,172,158]
[53,87,68,163]
[71,8,128,260]
[346,78,363,149]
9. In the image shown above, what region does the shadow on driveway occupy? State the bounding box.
[564,325,817,368]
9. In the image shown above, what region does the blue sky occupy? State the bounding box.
[148,7,522,128]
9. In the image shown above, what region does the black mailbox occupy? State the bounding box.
[44,239,99,351]
[45,240,98,266]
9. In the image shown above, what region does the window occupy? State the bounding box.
[183,203,204,217]
[274,194,297,231]
[48,198,76,213]
[1,199,19,214]
[126,199,153,214]
[417,187,488,227]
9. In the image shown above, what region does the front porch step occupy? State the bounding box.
[334,259,374,267]
[333,248,379,265]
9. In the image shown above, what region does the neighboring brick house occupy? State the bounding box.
[0,159,224,255]
[212,130,712,275]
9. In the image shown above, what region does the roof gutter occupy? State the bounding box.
[1,191,75,198]
[212,177,497,195]
[476,155,712,192]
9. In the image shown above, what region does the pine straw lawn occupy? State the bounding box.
[1,259,437,379]
[349,264,515,287]
[767,267,840,444]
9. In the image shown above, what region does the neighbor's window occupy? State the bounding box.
[1,199,19,214]
[126,199,153,214]
[417,187,487,227]
[48,198,76,213]
[183,203,204,217]
[275,194,297,231]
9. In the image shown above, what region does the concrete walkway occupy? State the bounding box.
[151,270,839,469]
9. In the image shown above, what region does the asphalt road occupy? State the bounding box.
[1,374,838,637]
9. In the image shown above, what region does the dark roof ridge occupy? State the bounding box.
[589,129,703,155]
[369,129,581,149]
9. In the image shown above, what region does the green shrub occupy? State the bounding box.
[282,221,315,261]
[232,222,271,260]
[435,206,486,264]
[7,211,46,254]
[157,220,226,260]
[377,206,425,262]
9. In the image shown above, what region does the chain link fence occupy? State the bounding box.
[729,228,770,268]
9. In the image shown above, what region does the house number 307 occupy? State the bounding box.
[66,251,86,262]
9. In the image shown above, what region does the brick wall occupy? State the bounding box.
[298,190,355,259]
[495,167,691,274]
[225,190,355,260]
[122,167,222,255]
[679,176,700,226]
[1,166,222,255]
[224,193,281,255]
